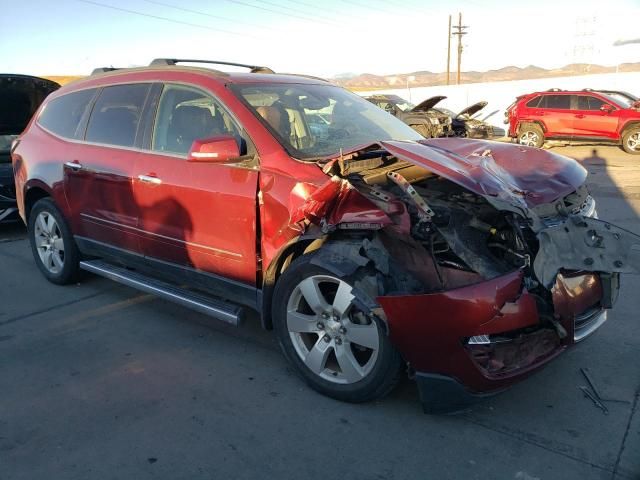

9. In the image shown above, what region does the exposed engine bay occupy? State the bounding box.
[316,144,606,297]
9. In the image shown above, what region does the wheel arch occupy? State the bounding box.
[260,233,324,330]
[517,120,547,135]
[260,230,381,331]
[620,120,640,137]
[23,181,53,221]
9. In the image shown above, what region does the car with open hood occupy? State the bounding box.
[0,74,59,222]
[434,100,504,139]
[365,94,452,138]
[12,59,640,413]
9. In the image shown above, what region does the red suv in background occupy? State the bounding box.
[506,89,640,154]
[11,60,640,413]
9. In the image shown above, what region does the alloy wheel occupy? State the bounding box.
[627,132,640,152]
[286,275,380,384]
[33,211,65,274]
[519,131,540,147]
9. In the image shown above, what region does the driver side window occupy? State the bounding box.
[152,84,242,156]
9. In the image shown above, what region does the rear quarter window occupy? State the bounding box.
[85,84,151,148]
[38,88,97,139]
[525,96,541,108]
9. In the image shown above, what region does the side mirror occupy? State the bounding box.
[600,104,615,113]
[187,135,240,163]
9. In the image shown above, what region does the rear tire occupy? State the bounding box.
[622,127,640,155]
[28,198,80,285]
[518,124,545,148]
[272,253,404,403]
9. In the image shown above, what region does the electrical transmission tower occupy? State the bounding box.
[573,16,597,73]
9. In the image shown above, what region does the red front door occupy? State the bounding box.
[572,95,619,139]
[133,83,259,284]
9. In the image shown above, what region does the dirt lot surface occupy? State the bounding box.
[1,145,638,480]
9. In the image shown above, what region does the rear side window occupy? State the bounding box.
[38,89,97,139]
[540,95,571,110]
[577,95,605,110]
[85,84,150,147]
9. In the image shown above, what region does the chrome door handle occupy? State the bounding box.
[138,174,162,185]
[65,161,83,170]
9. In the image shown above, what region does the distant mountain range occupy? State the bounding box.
[331,63,640,90]
[45,62,640,89]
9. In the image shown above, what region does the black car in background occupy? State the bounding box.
[0,74,59,222]
[365,94,452,138]
[434,101,505,139]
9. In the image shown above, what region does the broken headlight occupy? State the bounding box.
[540,194,597,227]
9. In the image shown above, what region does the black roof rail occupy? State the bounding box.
[149,58,275,74]
[91,67,121,75]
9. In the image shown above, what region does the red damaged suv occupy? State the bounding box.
[12,60,640,413]
[506,88,640,154]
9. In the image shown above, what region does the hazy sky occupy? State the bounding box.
[2,0,639,77]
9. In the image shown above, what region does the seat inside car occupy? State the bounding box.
[165,105,223,153]
[257,104,291,139]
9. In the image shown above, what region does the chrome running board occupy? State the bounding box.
[80,260,244,326]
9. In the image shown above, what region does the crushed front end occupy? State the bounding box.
[298,138,637,412]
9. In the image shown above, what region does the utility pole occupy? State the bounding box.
[446,15,452,85]
[451,12,468,85]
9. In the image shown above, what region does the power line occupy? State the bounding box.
[219,0,339,26]
[140,0,280,32]
[281,0,333,12]
[251,0,338,24]
[341,0,397,15]
[77,0,261,39]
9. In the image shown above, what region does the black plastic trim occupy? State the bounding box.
[415,372,502,414]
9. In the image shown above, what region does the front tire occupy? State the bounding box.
[518,124,545,148]
[622,127,640,155]
[272,254,403,403]
[28,197,80,285]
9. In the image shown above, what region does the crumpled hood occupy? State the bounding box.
[457,101,487,118]
[378,138,587,208]
[411,96,446,112]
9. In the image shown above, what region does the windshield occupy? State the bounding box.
[436,107,457,118]
[392,98,415,112]
[600,93,635,109]
[231,83,422,159]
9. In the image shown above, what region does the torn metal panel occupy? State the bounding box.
[551,272,603,320]
[380,138,587,208]
[534,216,640,287]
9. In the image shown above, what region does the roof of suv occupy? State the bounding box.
[60,65,330,93]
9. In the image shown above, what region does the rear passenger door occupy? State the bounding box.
[537,94,574,137]
[64,83,151,253]
[133,83,260,285]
